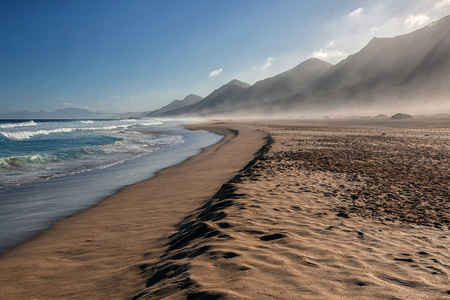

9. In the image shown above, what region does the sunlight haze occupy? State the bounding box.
[1,0,450,113]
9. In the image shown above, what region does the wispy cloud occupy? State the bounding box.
[57,102,89,109]
[348,7,364,18]
[435,0,450,10]
[307,0,450,64]
[311,48,345,60]
[326,40,334,48]
[262,57,275,70]
[405,14,431,29]
[231,1,450,84]
[311,39,345,61]
[209,68,223,78]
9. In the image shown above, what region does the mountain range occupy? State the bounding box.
[4,16,448,120]
[154,15,450,117]
[0,108,113,120]
[144,94,203,117]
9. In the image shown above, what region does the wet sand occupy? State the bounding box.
[0,122,265,299]
[1,118,449,299]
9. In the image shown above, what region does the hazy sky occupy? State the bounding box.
[1,0,450,113]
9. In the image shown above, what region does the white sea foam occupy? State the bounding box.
[0,120,37,128]
[0,118,182,192]
[0,120,163,140]
[136,121,163,126]
[80,120,94,124]
[0,133,184,170]
[0,125,126,140]
[0,154,58,168]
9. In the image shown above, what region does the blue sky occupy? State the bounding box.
[1,0,449,113]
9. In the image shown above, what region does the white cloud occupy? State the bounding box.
[230,1,450,85]
[348,7,364,18]
[405,14,430,29]
[109,95,120,99]
[435,0,450,10]
[326,40,334,48]
[311,48,345,60]
[58,102,89,109]
[311,39,345,61]
[306,0,450,64]
[262,57,275,70]
[209,68,223,78]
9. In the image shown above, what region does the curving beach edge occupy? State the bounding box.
[0,121,265,299]
[0,118,449,299]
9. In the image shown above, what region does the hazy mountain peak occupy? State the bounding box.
[303,57,333,66]
[143,94,203,117]
[181,94,203,102]
[427,14,450,27]
[0,107,112,119]
[153,15,450,117]
[227,79,251,88]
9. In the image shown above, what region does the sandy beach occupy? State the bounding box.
[1,118,449,299]
[0,123,265,299]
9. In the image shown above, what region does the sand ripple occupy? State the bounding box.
[136,118,449,299]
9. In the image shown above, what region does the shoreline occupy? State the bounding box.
[0,124,222,253]
[1,117,448,299]
[0,121,265,299]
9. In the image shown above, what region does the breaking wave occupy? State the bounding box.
[0,120,37,128]
[0,118,175,190]
[0,154,59,168]
[0,120,163,140]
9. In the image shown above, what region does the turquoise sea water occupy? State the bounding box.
[0,119,222,252]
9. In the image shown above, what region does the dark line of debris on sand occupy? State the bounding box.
[134,134,273,299]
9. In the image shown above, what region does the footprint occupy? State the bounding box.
[187,291,226,300]
[217,222,232,229]
[336,212,350,218]
[394,258,414,263]
[223,252,239,259]
[260,233,287,241]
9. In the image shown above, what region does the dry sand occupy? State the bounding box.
[135,117,449,299]
[1,117,449,299]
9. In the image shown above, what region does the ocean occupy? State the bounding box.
[0,119,222,252]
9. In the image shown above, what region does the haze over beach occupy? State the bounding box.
[0,1,449,299]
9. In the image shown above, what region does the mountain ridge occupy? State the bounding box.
[144,94,203,117]
[0,108,113,120]
[164,15,450,117]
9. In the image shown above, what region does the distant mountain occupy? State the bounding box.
[160,60,331,117]
[230,58,332,108]
[305,15,450,108]
[252,15,450,115]
[158,15,450,117]
[161,80,250,116]
[0,108,113,119]
[144,94,203,117]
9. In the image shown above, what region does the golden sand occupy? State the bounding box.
[1,118,449,299]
